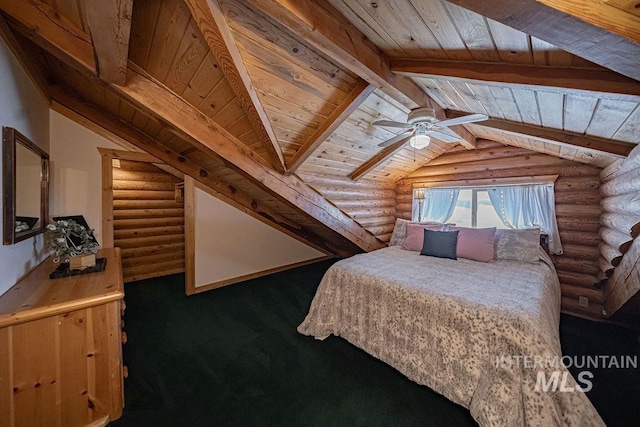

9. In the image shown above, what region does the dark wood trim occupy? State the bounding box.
[2,127,15,245]
[2,127,49,245]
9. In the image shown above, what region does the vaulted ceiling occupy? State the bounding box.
[0,0,638,257]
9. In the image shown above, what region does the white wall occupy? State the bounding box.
[0,37,50,296]
[49,110,121,246]
[195,187,326,287]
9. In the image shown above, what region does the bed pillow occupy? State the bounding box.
[389,218,411,246]
[402,223,444,251]
[389,219,443,247]
[494,228,540,263]
[449,226,496,263]
[420,229,459,260]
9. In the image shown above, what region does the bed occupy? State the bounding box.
[298,244,604,426]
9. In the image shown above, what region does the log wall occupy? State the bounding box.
[299,172,396,243]
[599,144,640,319]
[112,160,185,283]
[395,140,604,319]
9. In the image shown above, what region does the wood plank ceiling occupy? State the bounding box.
[0,0,638,256]
[328,0,640,169]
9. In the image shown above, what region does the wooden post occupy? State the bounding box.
[101,153,114,248]
[184,176,196,296]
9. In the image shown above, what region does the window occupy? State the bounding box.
[448,189,508,229]
[412,182,563,254]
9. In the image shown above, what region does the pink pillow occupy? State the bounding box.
[402,223,443,251]
[449,226,496,262]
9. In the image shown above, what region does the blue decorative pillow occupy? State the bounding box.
[420,229,459,260]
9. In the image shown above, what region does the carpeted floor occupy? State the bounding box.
[112,260,640,426]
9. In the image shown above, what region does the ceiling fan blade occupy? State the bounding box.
[373,119,413,129]
[426,128,460,143]
[378,130,414,147]
[436,113,488,128]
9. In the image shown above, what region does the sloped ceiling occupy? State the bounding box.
[0,0,638,256]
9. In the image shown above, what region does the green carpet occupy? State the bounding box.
[111,260,639,426]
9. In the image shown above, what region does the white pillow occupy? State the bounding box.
[494,228,540,263]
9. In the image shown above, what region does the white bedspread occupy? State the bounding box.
[298,246,604,426]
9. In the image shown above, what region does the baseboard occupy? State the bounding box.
[561,309,604,322]
[189,255,334,295]
[561,309,640,331]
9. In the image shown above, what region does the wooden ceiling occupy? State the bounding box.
[0,0,638,255]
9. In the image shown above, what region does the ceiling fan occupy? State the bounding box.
[373,108,488,149]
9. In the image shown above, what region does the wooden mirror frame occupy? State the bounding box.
[2,127,49,245]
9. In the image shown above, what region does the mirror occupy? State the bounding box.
[2,127,49,245]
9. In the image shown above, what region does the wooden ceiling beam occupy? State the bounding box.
[184,0,286,174]
[84,0,133,86]
[452,124,476,150]
[50,87,338,256]
[0,15,50,103]
[537,0,640,43]
[287,80,375,175]
[245,0,476,150]
[0,0,95,73]
[446,110,635,158]
[348,136,413,181]
[391,59,640,99]
[2,0,383,252]
[120,66,383,251]
[447,0,640,82]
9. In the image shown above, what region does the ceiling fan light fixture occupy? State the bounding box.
[410,133,430,149]
[373,108,486,148]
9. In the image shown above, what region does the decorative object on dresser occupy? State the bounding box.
[0,248,126,427]
[46,215,101,278]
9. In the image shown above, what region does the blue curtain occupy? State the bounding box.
[413,188,460,223]
[487,184,563,254]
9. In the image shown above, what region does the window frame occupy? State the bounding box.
[427,187,499,228]
[412,175,560,228]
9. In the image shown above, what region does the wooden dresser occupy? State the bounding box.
[0,248,125,426]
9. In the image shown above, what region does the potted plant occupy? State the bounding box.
[46,218,99,269]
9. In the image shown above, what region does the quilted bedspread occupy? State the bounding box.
[298,246,604,426]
